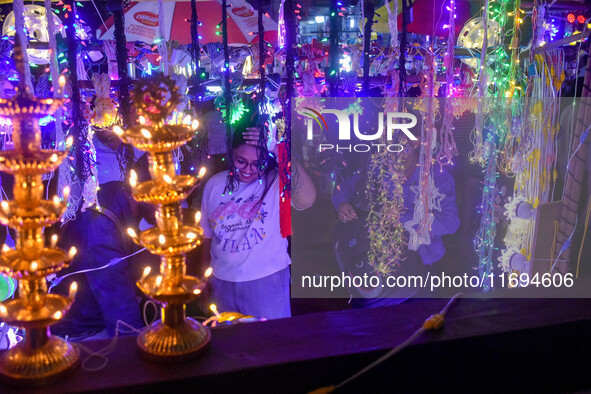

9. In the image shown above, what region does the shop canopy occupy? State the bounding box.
[97,0,278,45]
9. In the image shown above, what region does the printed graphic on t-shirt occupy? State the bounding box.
[209,194,268,254]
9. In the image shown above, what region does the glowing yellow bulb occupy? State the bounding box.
[127,228,137,238]
[142,266,151,279]
[66,136,74,149]
[112,125,123,136]
[159,234,166,245]
[204,267,213,278]
[1,244,9,253]
[1,201,8,210]
[0,305,6,315]
[195,211,201,224]
[138,116,146,125]
[193,289,201,295]
[163,174,173,184]
[198,167,207,178]
[140,128,152,139]
[68,246,77,259]
[192,119,199,129]
[58,75,66,88]
[210,304,220,316]
[30,262,38,271]
[63,186,71,198]
[186,232,197,240]
[69,281,78,298]
[130,169,138,188]
[53,195,61,206]
[53,311,62,319]
[50,153,58,163]
[51,234,58,247]
[155,275,163,287]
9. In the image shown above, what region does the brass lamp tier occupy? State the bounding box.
[0,42,79,385]
[116,76,210,362]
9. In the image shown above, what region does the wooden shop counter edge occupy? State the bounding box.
[2,293,591,392]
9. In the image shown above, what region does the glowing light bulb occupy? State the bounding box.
[130,170,138,188]
[195,211,201,224]
[140,128,152,139]
[198,167,207,178]
[1,244,9,253]
[69,281,78,298]
[50,153,58,163]
[163,174,173,184]
[63,186,71,198]
[138,116,146,125]
[193,289,201,295]
[142,266,151,279]
[0,305,6,315]
[58,75,66,88]
[66,136,74,149]
[210,304,220,316]
[159,234,166,245]
[53,195,61,207]
[53,311,62,319]
[204,267,213,278]
[127,228,137,238]
[30,262,38,271]
[51,234,58,247]
[1,201,8,210]
[186,232,197,240]
[68,246,77,259]
[192,119,199,129]
[112,125,124,136]
[155,275,163,287]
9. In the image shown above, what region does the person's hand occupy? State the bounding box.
[337,202,357,223]
[243,127,278,156]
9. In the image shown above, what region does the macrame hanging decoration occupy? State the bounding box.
[405,56,444,251]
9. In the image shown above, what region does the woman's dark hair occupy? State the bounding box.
[225,115,278,207]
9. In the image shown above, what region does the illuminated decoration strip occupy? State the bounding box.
[437,0,458,168]
[221,0,238,194]
[471,0,507,290]
[366,135,408,276]
[474,135,497,291]
[277,0,286,49]
[501,54,563,273]
[11,0,34,92]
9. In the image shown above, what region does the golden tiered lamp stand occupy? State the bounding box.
[0,41,79,384]
[113,76,210,362]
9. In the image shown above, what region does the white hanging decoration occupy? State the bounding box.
[81,126,100,211]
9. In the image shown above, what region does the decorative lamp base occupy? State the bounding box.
[137,317,211,363]
[0,335,80,386]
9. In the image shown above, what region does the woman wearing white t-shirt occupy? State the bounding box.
[201,124,315,319]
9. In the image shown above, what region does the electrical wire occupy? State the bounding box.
[575,194,591,278]
[48,247,147,293]
[73,319,143,372]
[550,215,577,273]
[310,293,463,393]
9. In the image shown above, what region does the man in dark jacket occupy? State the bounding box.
[51,181,147,339]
